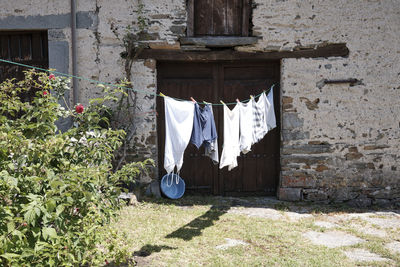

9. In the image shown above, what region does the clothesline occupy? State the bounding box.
[0,58,277,106]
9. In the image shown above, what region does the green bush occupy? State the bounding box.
[0,70,152,266]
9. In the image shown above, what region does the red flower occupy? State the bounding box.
[75,104,84,114]
[43,91,49,96]
[105,259,109,265]
[49,74,55,80]
[22,222,27,227]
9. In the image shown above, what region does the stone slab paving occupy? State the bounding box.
[314,221,338,229]
[216,238,248,250]
[228,207,313,222]
[303,231,364,248]
[228,207,284,220]
[350,224,388,238]
[343,248,389,262]
[362,217,400,229]
[284,211,313,222]
[385,241,400,254]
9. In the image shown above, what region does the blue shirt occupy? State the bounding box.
[190,103,218,149]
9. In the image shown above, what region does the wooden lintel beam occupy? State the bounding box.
[137,43,349,61]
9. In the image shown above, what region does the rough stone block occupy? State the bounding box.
[303,189,328,201]
[347,197,372,208]
[145,180,161,198]
[373,199,391,207]
[281,173,316,188]
[282,130,310,141]
[282,112,304,129]
[278,188,302,201]
[282,144,333,155]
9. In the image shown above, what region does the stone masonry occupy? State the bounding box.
[0,1,399,204]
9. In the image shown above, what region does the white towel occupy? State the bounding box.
[164,97,195,174]
[238,100,254,154]
[266,89,277,131]
[252,94,268,144]
[219,103,240,171]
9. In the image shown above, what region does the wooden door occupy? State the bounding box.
[157,61,280,196]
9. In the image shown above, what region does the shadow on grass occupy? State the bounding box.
[133,244,176,257]
[165,205,229,241]
[143,193,400,216]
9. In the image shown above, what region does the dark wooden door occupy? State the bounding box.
[157,61,280,196]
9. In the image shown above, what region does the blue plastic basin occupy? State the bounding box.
[160,173,185,199]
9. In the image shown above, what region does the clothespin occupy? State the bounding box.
[236,98,240,103]
[250,95,254,99]
[159,92,166,97]
[220,100,225,105]
[203,100,210,105]
[190,97,196,103]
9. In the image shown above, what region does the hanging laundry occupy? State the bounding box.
[219,103,240,171]
[252,94,268,144]
[265,88,277,131]
[164,96,195,174]
[190,103,219,164]
[238,100,254,154]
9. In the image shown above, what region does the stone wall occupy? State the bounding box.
[246,0,400,205]
[1,1,399,203]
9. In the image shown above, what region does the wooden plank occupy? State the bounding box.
[137,43,349,61]
[212,0,227,35]
[225,0,242,35]
[186,0,194,36]
[194,0,213,36]
[20,34,32,61]
[0,36,9,59]
[41,31,48,60]
[180,36,258,47]
[241,0,250,36]
[9,35,20,60]
[31,33,42,60]
[212,64,220,195]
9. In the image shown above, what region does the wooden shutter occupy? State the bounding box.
[187,0,250,37]
[0,31,48,82]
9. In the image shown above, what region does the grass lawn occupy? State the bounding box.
[98,196,400,266]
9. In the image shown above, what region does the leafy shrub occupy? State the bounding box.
[0,70,153,266]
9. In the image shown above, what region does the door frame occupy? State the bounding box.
[156,59,282,196]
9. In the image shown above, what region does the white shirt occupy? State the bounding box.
[219,103,240,171]
[164,97,195,174]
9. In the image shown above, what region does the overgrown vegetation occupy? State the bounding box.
[0,70,153,266]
